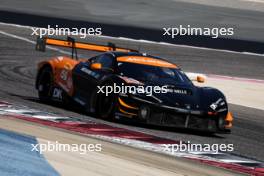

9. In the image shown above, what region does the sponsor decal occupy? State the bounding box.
[60,69,68,81]
[81,67,100,79]
[52,88,62,99]
[210,98,224,111]
[119,76,143,85]
[210,103,218,111]
[74,97,86,106]
[164,87,188,94]
[117,56,177,68]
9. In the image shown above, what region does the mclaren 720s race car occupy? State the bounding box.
[35,37,233,133]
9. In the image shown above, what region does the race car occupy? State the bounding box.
[35,37,233,133]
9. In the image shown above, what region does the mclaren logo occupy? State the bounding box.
[117,56,177,68]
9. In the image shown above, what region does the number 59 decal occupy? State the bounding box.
[60,69,68,81]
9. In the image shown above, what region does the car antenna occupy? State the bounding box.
[67,36,78,60]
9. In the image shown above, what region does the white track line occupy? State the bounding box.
[0,22,264,57]
[1,25,264,111]
[1,28,264,84]
[0,30,71,55]
[0,26,264,83]
[0,27,264,83]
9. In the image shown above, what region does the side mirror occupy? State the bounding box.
[197,76,205,83]
[90,63,102,70]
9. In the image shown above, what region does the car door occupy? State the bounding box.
[72,53,115,106]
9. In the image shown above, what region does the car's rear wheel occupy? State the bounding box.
[96,82,117,119]
[37,66,53,102]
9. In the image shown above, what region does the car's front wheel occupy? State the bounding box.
[96,82,117,119]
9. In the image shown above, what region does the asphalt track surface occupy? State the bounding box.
[0,23,264,165]
[1,0,264,53]
[1,0,264,41]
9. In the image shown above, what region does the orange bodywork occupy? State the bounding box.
[45,38,135,52]
[38,56,81,96]
[225,112,233,128]
[37,55,178,97]
[117,56,177,68]
[118,97,138,110]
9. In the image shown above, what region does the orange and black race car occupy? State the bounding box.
[35,37,233,133]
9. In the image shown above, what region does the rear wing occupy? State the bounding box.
[35,36,138,59]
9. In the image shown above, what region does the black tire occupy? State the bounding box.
[37,66,53,102]
[96,82,117,119]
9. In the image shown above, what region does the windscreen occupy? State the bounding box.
[118,62,192,85]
